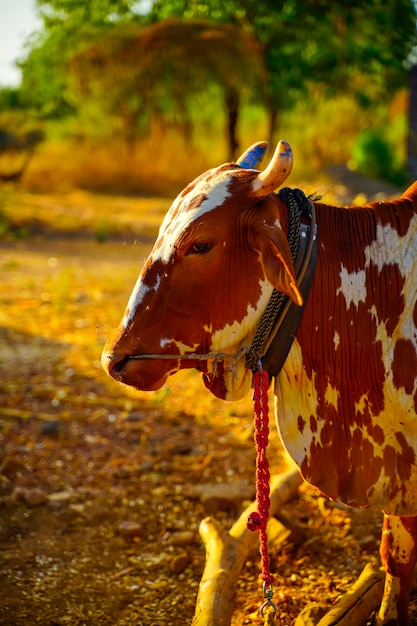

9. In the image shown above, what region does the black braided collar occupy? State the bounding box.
[245,188,318,377]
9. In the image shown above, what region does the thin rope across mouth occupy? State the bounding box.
[126,346,249,362]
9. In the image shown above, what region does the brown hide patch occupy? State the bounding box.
[379,515,417,584]
[309,414,317,433]
[382,444,412,510]
[375,196,415,236]
[344,428,384,505]
[392,339,417,394]
[298,415,306,433]
[366,263,405,337]
[395,431,416,482]
[142,257,167,288]
[369,421,385,446]
[292,197,417,508]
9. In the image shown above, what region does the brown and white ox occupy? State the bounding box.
[102,140,417,625]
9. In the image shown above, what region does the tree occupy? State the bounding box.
[408,64,417,179]
[69,19,263,157]
[150,0,417,141]
[17,0,417,155]
[19,0,146,116]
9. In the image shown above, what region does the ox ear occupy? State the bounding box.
[252,140,293,196]
[257,223,303,306]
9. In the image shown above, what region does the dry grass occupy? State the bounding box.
[6,90,408,197]
[21,132,224,196]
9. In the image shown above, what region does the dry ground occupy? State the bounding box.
[0,183,414,625]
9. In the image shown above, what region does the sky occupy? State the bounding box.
[0,0,41,87]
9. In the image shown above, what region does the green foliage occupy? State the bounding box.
[352,129,407,186]
[150,0,417,137]
[353,131,392,179]
[0,88,22,112]
[17,0,417,131]
[19,0,148,117]
[0,191,10,237]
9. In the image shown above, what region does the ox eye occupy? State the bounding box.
[187,242,213,255]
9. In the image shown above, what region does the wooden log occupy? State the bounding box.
[191,466,302,626]
[295,563,385,626]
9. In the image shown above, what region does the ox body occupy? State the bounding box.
[103,141,417,625]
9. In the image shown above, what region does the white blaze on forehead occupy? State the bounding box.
[122,277,151,328]
[121,170,233,329]
[155,171,232,264]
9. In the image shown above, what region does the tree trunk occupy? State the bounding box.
[268,107,278,147]
[225,88,239,160]
[407,64,417,181]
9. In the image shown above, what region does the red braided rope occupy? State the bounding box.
[247,368,274,588]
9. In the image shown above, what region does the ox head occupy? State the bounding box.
[102,140,302,400]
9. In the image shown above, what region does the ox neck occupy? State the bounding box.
[245,188,318,377]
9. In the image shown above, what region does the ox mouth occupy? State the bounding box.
[103,352,171,391]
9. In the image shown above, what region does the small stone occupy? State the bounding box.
[157,460,172,473]
[139,460,154,472]
[117,520,143,538]
[68,503,88,517]
[168,530,197,547]
[358,534,379,552]
[190,481,255,513]
[170,553,190,574]
[48,490,74,503]
[169,443,192,455]
[40,420,62,437]
[1,455,26,479]
[294,602,328,626]
[12,487,48,507]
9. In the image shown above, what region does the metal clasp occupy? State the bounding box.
[260,582,276,618]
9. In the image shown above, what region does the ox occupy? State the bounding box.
[102,140,417,625]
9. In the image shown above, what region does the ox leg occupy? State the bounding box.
[376,514,417,625]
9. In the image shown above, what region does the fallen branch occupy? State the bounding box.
[295,562,384,626]
[191,466,302,626]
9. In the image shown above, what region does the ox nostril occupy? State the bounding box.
[103,353,130,380]
[111,356,130,378]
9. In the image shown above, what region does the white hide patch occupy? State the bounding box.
[209,278,274,401]
[274,338,320,447]
[324,381,339,409]
[210,278,273,353]
[160,338,199,353]
[336,217,417,311]
[365,222,416,275]
[155,172,232,264]
[337,267,367,308]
